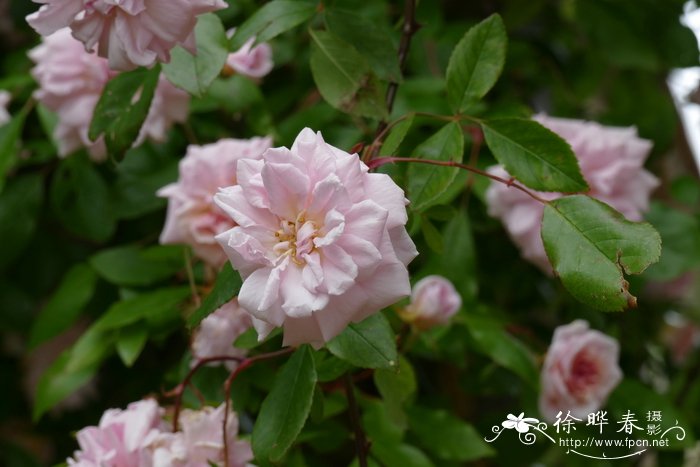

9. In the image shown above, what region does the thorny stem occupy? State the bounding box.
[368,156,552,204]
[344,373,370,467]
[221,347,294,467]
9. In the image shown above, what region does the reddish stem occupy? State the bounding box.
[368,156,551,204]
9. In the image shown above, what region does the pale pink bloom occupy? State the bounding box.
[191,299,253,371]
[0,90,11,125]
[26,0,227,71]
[486,115,659,272]
[214,128,418,348]
[158,137,273,266]
[401,275,461,329]
[226,34,273,79]
[68,399,165,466]
[539,320,622,422]
[178,404,253,467]
[29,28,189,161]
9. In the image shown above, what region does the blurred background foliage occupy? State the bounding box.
[1,0,699,465]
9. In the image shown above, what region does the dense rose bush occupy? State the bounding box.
[159,137,273,266]
[26,0,227,71]
[399,275,461,329]
[29,28,189,160]
[486,115,659,271]
[539,320,622,422]
[214,128,418,348]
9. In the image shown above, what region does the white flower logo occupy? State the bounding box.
[502,413,540,433]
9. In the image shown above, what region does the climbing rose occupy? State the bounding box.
[191,299,253,371]
[159,137,273,266]
[214,128,418,348]
[26,0,227,71]
[486,115,659,272]
[226,36,273,79]
[29,28,189,161]
[400,275,461,329]
[539,320,622,422]
[0,90,10,125]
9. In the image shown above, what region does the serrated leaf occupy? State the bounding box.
[326,313,397,369]
[89,65,160,160]
[162,14,228,97]
[481,118,588,192]
[29,264,98,349]
[116,325,149,367]
[230,0,317,50]
[380,114,414,157]
[309,29,387,119]
[90,245,184,287]
[407,406,495,461]
[252,345,317,463]
[542,195,661,311]
[187,262,242,329]
[446,14,507,111]
[325,9,402,82]
[408,122,464,212]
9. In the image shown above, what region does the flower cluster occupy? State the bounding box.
[214,128,418,348]
[399,275,462,329]
[159,137,273,266]
[191,299,253,371]
[67,399,252,467]
[486,115,659,272]
[539,320,622,422]
[26,0,227,71]
[29,28,189,161]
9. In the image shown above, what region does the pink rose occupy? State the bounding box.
[486,115,659,272]
[158,137,273,266]
[400,275,461,329]
[226,35,273,79]
[214,128,418,348]
[29,28,189,161]
[539,320,622,422]
[191,299,253,371]
[26,0,227,71]
[0,90,11,125]
[68,399,165,466]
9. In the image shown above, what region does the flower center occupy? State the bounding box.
[272,211,318,265]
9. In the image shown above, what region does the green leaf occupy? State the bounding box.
[95,287,191,332]
[162,14,228,97]
[0,106,29,192]
[0,173,43,272]
[325,9,402,82]
[116,325,149,367]
[407,122,464,212]
[309,29,387,119]
[88,65,160,160]
[374,356,416,426]
[420,217,443,254]
[439,210,477,302]
[481,118,588,192]
[446,14,507,111]
[29,264,98,349]
[407,406,495,461]
[542,195,662,311]
[230,0,317,50]
[50,154,116,242]
[33,351,98,421]
[187,262,242,329]
[463,314,538,386]
[644,202,700,281]
[90,245,184,287]
[326,313,397,369]
[372,443,434,467]
[252,346,317,463]
[380,114,414,157]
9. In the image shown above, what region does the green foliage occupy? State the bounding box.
[0,173,43,272]
[542,195,661,311]
[89,245,184,287]
[446,14,507,112]
[162,14,229,97]
[230,0,318,50]
[0,106,29,191]
[252,346,317,463]
[187,262,242,328]
[481,118,588,192]
[89,66,160,160]
[644,201,700,280]
[327,313,398,369]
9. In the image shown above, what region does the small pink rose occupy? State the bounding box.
[401,275,461,329]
